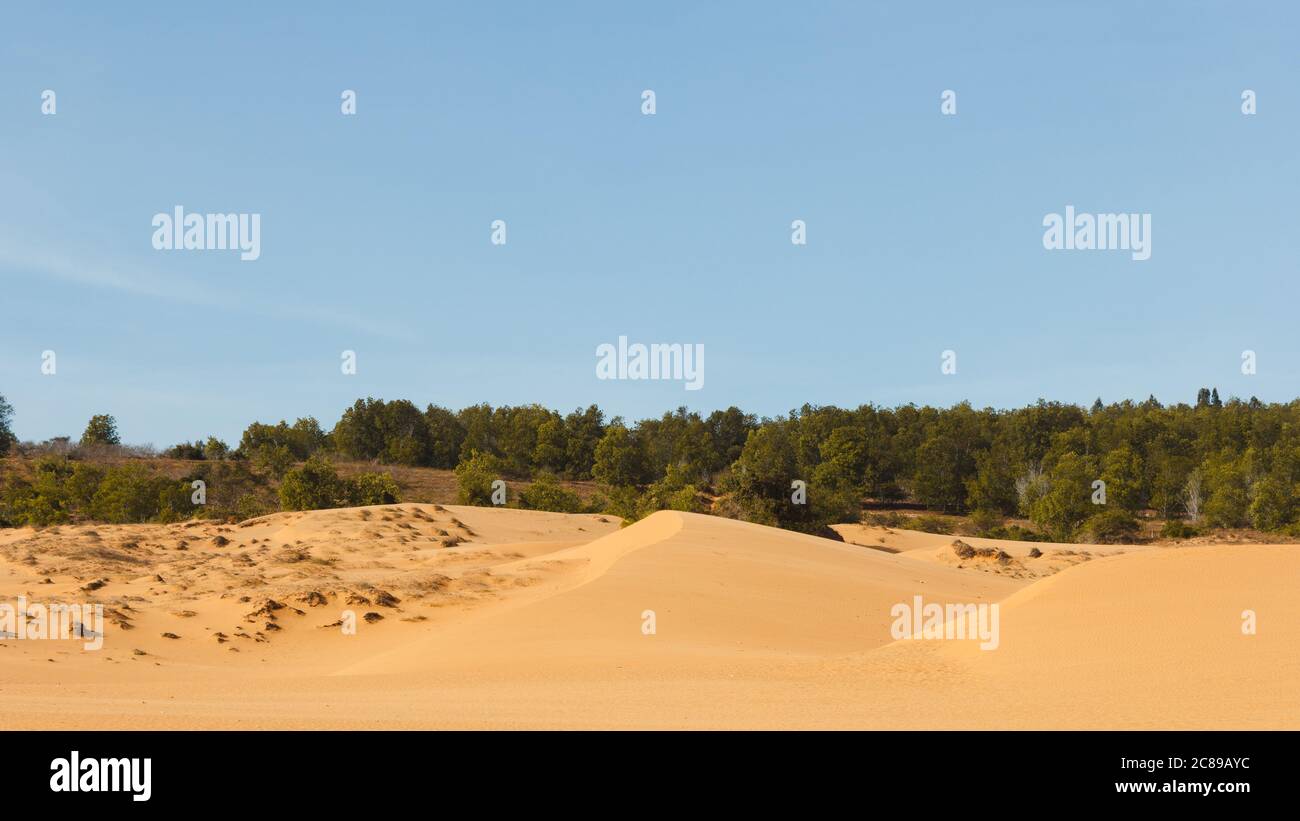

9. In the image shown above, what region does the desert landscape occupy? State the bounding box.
[2,503,1294,730]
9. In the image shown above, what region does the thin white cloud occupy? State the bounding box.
[0,238,417,342]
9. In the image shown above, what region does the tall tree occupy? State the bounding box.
[0,393,15,454]
[80,414,121,447]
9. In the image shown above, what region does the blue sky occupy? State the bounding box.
[1,2,1297,446]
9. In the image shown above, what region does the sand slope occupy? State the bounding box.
[832,522,1145,579]
[0,506,1294,729]
[339,510,1020,676]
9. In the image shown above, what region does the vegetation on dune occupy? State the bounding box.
[278,455,399,511]
[517,473,584,514]
[0,456,196,527]
[3,389,1300,542]
[453,450,507,506]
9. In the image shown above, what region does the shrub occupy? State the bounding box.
[10,488,68,527]
[911,514,953,535]
[1160,519,1202,539]
[65,462,106,515]
[864,511,908,528]
[279,460,399,512]
[157,480,199,522]
[204,436,232,462]
[90,464,176,523]
[1,459,195,526]
[253,444,295,479]
[664,485,704,513]
[968,508,1003,536]
[26,457,75,524]
[981,524,1050,542]
[236,493,273,521]
[203,437,230,460]
[1,459,73,526]
[518,474,582,513]
[279,456,344,511]
[164,440,206,459]
[346,472,400,506]
[191,460,275,521]
[637,463,704,517]
[454,450,506,506]
[601,485,645,523]
[796,483,862,533]
[1084,508,1141,544]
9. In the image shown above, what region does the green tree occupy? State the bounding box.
[424,404,467,468]
[965,442,1020,515]
[456,404,499,462]
[912,404,984,512]
[592,424,647,487]
[1247,473,1292,531]
[240,418,323,460]
[563,404,606,479]
[1098,444,1144,511]
[1146,434,1196,518]
[377,399,432,465]
[725,424,798,528]
[331,399,388,460]
[803,426,870,528]
[1202,454,1250,528]
[1029,452,1098,541]
[814,427,872,496]
[497,405,560,475]
[0,393,16,455]
[203,437,230,460]
[706,406,756,474]
[532,417,569,475]
[80,414,121,447]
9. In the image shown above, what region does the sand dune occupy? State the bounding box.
[832,522,1146,579]
[0,506,1294,728]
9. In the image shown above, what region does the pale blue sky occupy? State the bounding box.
[1,2,1296,446]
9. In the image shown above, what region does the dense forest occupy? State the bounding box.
[3,388,1300,542]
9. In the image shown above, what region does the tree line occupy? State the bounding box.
[3,390,1300,541]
